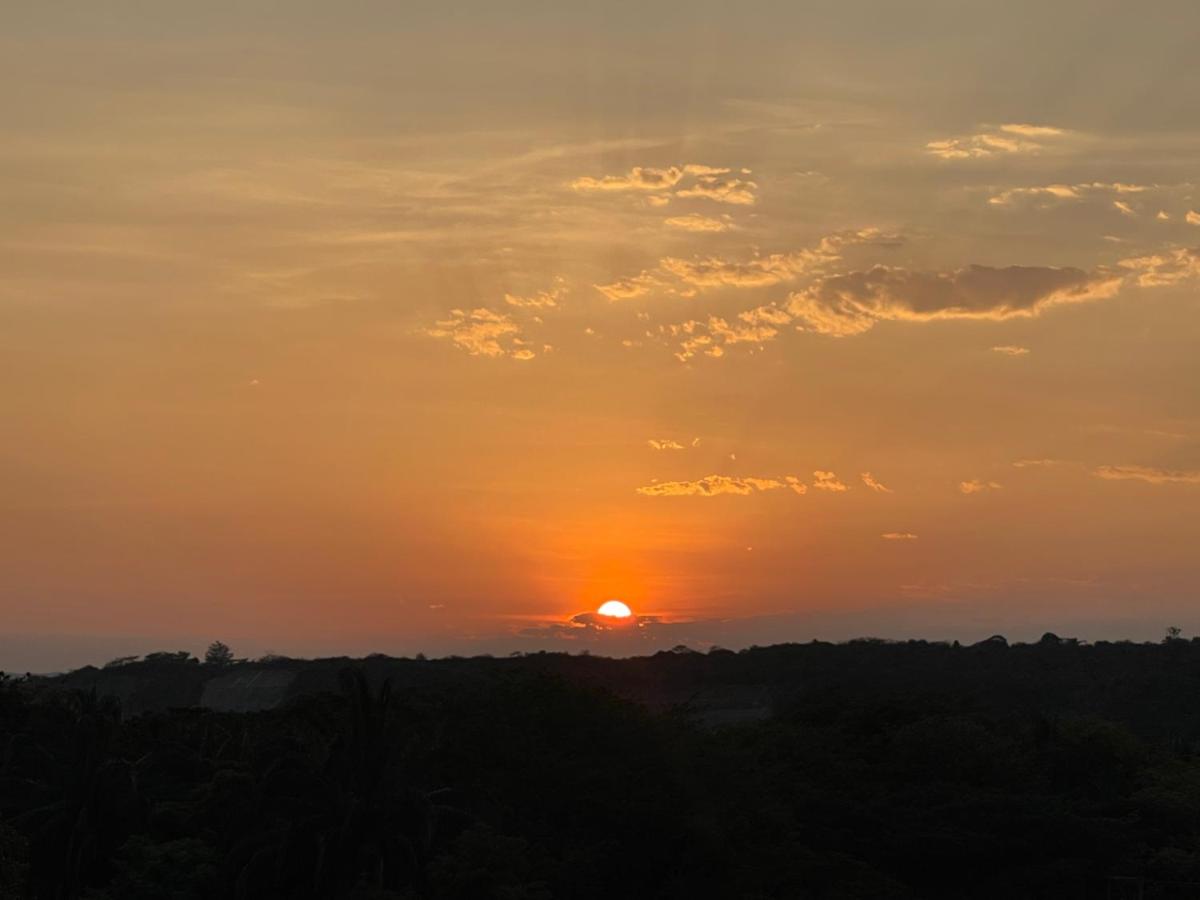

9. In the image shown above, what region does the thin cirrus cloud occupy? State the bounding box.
[881,532,918,540]
[1093,465,1200,485]
[988,182,1148,207]
[992,345,1031,356]
[636,474,808,497]
[570,165,692,193]
[1118,247,1200,287]
[861,472,893,493]
[787,264,1121,337]
[666,305,793,361]
[570,164,755,205]
[674,173,758,205]
[664,214,731,233]
[505,279,567,309]
[960,480,1002,494]
[647,439,686,450]
[813,470,849,492]
[423,308,538,360]
[926,123,1067,159]
[596,228,900,304]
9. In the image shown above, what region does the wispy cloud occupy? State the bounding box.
[664,214,731,233]
[813,470,849,492]
[570,165,691,193]
[992,345,1031,356]
[926,123,1067,159]
[788,264,1120,336]
[647,439,686,450]
[861,472,892,493]
[1118,247,1200,287]
[675,173,758,205]
[605,228,899,318]
[666,305,793,361]
[636,474,807,497]
[988,182,1147,207]
[423,308,537,360]
[570,164,755,204]
[1093,465,1200,485]
[960,479,1002,494]
[505,279,567,309]
[881,532,918,540]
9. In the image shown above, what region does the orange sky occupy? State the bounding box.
[3,1,1200,670]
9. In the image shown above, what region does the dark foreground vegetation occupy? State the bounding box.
[6,633,1200,898]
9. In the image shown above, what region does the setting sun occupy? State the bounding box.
[597,600,633,619]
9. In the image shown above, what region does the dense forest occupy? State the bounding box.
[6,634,1200,898]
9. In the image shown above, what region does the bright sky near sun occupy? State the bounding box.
[3,1,1200,669]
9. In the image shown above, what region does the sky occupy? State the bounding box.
[3,1,1200,671]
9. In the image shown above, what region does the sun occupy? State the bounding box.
[596,599,633,619]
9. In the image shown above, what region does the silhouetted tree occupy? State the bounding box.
[204,641,234,667]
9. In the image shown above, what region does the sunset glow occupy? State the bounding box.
[2,1,1200,671]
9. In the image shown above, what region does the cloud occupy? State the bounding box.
[926,123,1066,159]
[992,345,1030,356]
[594,272,665,301]
[1012,458,1063,468]
[675,173,758,205]
[604,228,900,312]
[1093,465,1200,485]
[1188,211,1200,226]
[881,532,918,540]
[666,305,793,361]
[783,476,808,495]
[1118,247,1200,287]
[570,165,690,193]
[861,472,892,493]
[960,480,1002,494]
[664,214,731,233]
[570,164,748,205]
[660,251,826,289]
[988,182,1147,207]
[1113,200,1136,217]
[636,474,808,497]
[647,439,686,450]
[505,279,567,309]
[813,470,848,492]
[423,308,536,360]
[998,123,1066,137]
[788,264,1121,336]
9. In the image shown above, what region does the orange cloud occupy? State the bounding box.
[960,480,1002,494]
[813,470,849,492]
[788,264,1121,336]
[664,214,731,233]
[636,474,802,497]
[424,308,537,360]
[505,279,567,309]
[988,182,1147,207]
[1118,247,1200,287]
[861,472,892,493]
[927,123,1066,159]
[1093,465,1200,485]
